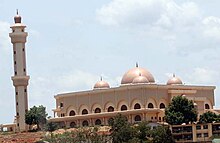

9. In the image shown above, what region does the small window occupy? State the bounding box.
[204,133,208,137]
[95,119,102,125]
[14,61,16,65]
[134,115,141,122]
[82,109,88,115]
[121,105,127,111]
[108,106,114,112]
[82,120,89,126]
[13,30,15,32]
[14,51,16,54]
[24,68,26,72]
[17,123,19,126]
[16,92,18,95]
[60,103,63,108]
[17,112,19,116]
[24,89,27,92]
[196,125,201,130]
[21,29,24,32]
[160,103,165,109]
[151,117,153,120]
[69,110,76,116]
[16,102,18,106]
[94,108,101,113]
[203,125,208,129]
[159,117,161,121]
[15,71,17,75]
[22,48,25,51]
[148,103,154,108]
[205,104,210,109]
[134,103,141,109]
[197,133,202,138]
[70,122,76,128]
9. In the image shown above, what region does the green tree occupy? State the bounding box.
[134,121,151,143]
[151,126,175,143]
[25,105,48,130]
[108,114,135,143]
[199,111,220,123]
[165,95,197,125]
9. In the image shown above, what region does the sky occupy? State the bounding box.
[0,0,220,124]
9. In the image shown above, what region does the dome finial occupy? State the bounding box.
[100,76,102,81]
[14,9,21,23]
[16,9,19,15]
[136,62,138,68]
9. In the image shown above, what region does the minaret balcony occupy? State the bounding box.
[11,75,30,86]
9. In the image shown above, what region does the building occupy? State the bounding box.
[8,11,30,132]
[50,64,217,129]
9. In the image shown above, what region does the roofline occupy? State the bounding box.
[54,84,216,99]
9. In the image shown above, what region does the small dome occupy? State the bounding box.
[94,77,110,89]
[14,10,21,23]
[167,74,183,85]
[121,63,155,84]
[132,73,149,84]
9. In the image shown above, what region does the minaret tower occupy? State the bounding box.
[9,10,30,132]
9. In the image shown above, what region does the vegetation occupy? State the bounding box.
[165,95,197,125]
[25,105,48,130]
[199,111,220,123]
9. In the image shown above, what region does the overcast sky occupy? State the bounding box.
[0,0,220,124]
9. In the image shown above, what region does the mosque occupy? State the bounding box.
[1,11,220,142]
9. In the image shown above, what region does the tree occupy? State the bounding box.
[25,105,48,130]
[151,126,175,143]
[108,114,135,143]
[134,121,151,143]
[165,95,197,125]
[199,111,220,123]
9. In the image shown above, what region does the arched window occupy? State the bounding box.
[69,110,76,116]
[108,106,114,112]
[95,108,101,113]
[82,120,89,126]
[134,115,141,122]
[205,104,210,109]
[95,119,102,125]
[148,103,154,108]
[82,109,88,115]
[134,103,141,109]
[121,105,127,111]
[159,103,165,109]
[70,122,76,128]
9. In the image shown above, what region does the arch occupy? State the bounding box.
[66,105,77,116]
[78,104,89,115]
[70,122,76,128]
[82,120,89,127]
[95,119,102,125]
[205,104,210,109]
[134,115,142,122]
[117,100,129,111]
[82,109,88,115]
[146,98,157,108]
[121,105,128,111]
[148,103,154,108]
[104,101,115,112]
[134,103,141,109]
[108,106,114,112]
[69,110,76,116]
[159,103,165,109]
[94,108,101,113]
[91,103,102,113]
[130,98,142,109]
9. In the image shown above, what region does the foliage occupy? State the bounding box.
[134,121,151,143]
[25,105,48,130]
[165,95,197,125]
[151,126,175,143]
[108,114,135,143]
[45,122,58,132]
[199,111,220,123]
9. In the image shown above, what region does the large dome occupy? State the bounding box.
[121,64,155,84]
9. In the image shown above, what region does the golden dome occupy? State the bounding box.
[167,74,183,85]
[121,64,155,84]
[132,73,149,84]
[94,77,110,89]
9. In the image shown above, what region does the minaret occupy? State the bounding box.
[9,10,30,132]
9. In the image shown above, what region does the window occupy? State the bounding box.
[14,61,16,65]
[196,125,201,130]
[24,89,27,92]
[24,68,26,72]
[159,117,161,121]
[82,120,89,126]
[22,48,24,51]
[205,104,210,109]
[15,71,17,75]
[94,108,101,113]
[70,122,76,128]
[134,103,141,109]
[17,123,19,127]
[134,115,141,122]
[14,51,16,54]
[13,30,15,32]
[121,105,127,111]
[108,106,114,112]
[95,119,102,125]
[60,102,63,108]
[159,103,165,109]
[204,133,208,137]
[69,110,76,116]
[17,112,19,116]
[148,103,154,108]
[16,92,18,95]
[82,109,88,115]
[197,133,202,138]
[16,102,18,106]
[203,125,208,129]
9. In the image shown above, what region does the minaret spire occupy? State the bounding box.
[14,9,21,23]
[136,62,139,68]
